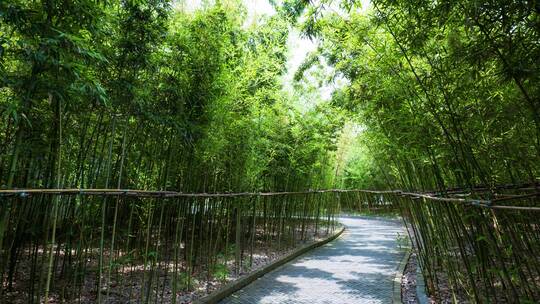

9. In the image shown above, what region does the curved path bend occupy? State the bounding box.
[220,216,406,304]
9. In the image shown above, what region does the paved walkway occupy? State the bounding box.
[220,216,406,304]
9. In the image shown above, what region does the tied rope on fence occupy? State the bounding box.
[2,183,539,210]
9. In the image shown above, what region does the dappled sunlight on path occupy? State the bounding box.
[220,216,405,304]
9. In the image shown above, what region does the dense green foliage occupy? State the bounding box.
[2,0,540,303]
[0,0,343,193]
[292,0,540,191]
[282,1,540,302]
[0,2,346,302]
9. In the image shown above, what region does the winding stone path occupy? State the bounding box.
[220,216,406,304]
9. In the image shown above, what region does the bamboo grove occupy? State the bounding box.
[0,1,344,194]
[0,1,346,303]
[292,0,540,191]
[399,186,540,303]
[287,0,540,302]
[2,0,540,303]
[0,189,344,303]
[344,186,540,302]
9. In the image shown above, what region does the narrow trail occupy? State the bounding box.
[220,216,406,304]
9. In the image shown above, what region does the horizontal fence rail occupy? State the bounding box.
[1,184,539,303]
[2,185,539,210]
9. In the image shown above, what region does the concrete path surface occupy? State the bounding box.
[220,216,406,304]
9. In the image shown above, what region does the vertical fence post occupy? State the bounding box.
[235,202,241,276]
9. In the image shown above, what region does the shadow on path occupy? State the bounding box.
[220,216,405,304]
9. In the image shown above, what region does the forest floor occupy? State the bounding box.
[175,230,328,304]
[1,227,331,304]
[401,247,465,304]
[402,251,431,304]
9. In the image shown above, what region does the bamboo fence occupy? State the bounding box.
[1,184,539,303]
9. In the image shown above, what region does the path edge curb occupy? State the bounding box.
[195,226,346,304]
[392,247,412,304]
